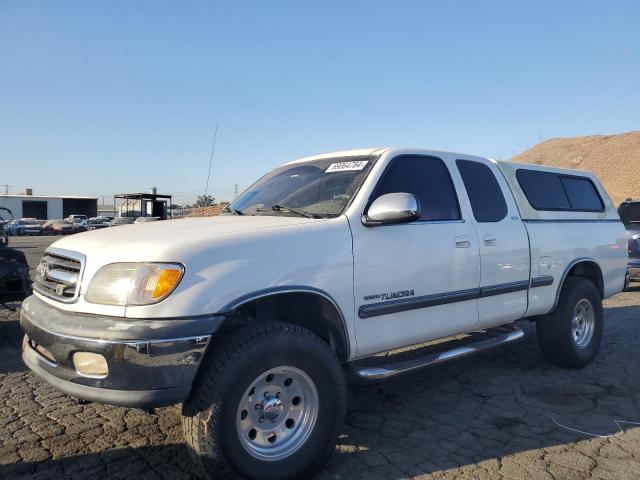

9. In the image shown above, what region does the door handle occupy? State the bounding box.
[454,235,471,248]
[483,235,497,246]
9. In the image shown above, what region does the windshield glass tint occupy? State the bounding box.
[228,155,377,217]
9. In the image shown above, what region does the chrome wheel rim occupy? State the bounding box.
[572,298,595,348]
[236,366,319,461]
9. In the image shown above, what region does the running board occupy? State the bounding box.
[351,325,525,380]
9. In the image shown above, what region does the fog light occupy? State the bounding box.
[72,352,108,377]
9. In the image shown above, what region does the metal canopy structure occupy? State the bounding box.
[113,192,173,219]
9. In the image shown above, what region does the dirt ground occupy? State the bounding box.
[2,235,640,479]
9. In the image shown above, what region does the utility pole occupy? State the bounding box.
[234,183,238,199]
[0,184,11,195]
[204,123,219,197]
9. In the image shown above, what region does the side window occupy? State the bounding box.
[516,170,571,210]
[516,169,604,212]
[370,156,460,221]
[456,160,508,222]
[560,176,603,211]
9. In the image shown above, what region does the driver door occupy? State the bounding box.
[351,155,480,357]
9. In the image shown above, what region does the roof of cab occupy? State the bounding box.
[284,147,492,165]
[283,148,388,165]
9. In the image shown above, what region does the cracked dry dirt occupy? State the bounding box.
[1,236,640,479]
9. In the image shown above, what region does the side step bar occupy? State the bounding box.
[351,325,525,380]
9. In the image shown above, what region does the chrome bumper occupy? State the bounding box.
[20,295,224,408]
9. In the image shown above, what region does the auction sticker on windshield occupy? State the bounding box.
[325,160,368,173]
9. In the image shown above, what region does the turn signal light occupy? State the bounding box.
[153,268,183,299]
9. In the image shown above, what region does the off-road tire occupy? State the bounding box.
[181,322,347,480]
[536,276,603,368]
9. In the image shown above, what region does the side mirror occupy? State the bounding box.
[363,192,420,226]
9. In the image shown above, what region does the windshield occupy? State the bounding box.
[227,155,377,217]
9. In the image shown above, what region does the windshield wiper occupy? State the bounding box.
[256,205,321,219]
[222,206,244,215]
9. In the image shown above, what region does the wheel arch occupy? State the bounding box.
[219,287,350,361]
[553,258,604,309]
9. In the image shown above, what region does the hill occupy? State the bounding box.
[511,131,640,205]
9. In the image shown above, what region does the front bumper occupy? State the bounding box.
[20,295,224,408]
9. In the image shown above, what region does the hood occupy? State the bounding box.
[50,215,321,261]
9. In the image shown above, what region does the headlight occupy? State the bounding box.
[85,263,184,306]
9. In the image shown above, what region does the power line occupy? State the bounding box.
[204,122,219,197]
[0,184,12,195]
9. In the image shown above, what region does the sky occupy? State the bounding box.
[1,1,639,205]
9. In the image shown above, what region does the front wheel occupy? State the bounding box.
[182,322,347,480]
[536,276,603,368]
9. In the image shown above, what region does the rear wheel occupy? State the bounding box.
[182,322,346,480]
[536,277,603,368]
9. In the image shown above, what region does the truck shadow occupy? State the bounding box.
[1,304,639,479]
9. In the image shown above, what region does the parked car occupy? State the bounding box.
[20,148,627,480]
[42,220,76,235]
[134,216,161,224]
[65,214,88,223]
[0,206,13,246]
[0,244,30,306]
[69,218,88,233]
[109,217,135,226]
[87,217,111,230]
[4,218,43,236]
[618,199,640,282]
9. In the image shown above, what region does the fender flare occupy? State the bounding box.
[552,257,604,310]
[219,285,351,360]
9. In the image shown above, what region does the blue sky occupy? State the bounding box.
[1,1,639,205]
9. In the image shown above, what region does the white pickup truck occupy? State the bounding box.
[21,148,628,479]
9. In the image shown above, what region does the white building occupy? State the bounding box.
[0,194,98,220]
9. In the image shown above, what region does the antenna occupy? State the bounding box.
[204,123,219,197]
[1,184,11,195]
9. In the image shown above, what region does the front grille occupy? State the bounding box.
[33,251,84,302]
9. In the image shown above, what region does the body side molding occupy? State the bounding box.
[522,219,621,224]
[358,277,553,319]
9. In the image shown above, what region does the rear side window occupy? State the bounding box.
[516,170,570,210]
[456,160,508,222]
[561,176,603,211]
[370,155,460,221]
[516,169,604,212]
